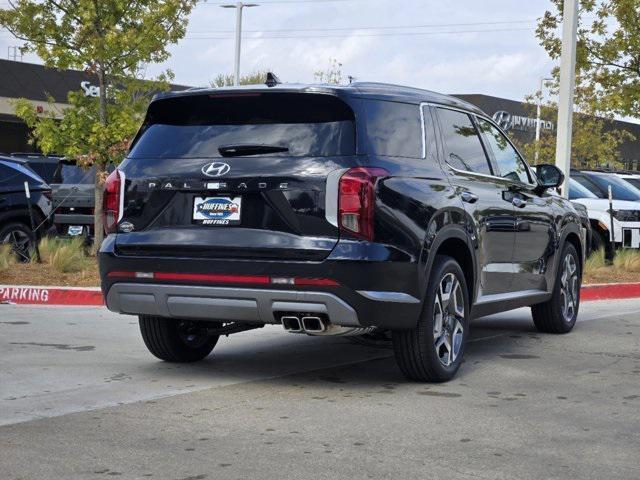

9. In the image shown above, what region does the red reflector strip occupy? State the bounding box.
[154,272,271,284]
[107,271,339,287]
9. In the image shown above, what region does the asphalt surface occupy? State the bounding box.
[1,300,639,480]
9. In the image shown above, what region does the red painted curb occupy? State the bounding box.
[0,285,103,306]
[581,282,640,302]
[1,283,639,307]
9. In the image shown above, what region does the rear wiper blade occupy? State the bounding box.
[218,144,289,157]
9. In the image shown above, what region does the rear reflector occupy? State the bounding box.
[107,271,339,287]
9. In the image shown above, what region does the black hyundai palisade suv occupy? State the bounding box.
[99,82,586,382]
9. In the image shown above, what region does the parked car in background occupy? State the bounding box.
[50,160,99,239]
[100,82,586,382]
[8,153,62,184]
[569,172,640,251]
[615,172,640,190]
[0,156,52,261]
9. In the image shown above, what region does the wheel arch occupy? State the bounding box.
[564,231,583,272]
[557,222,584,281]
[0,209,45,230]
[422,226,476,305]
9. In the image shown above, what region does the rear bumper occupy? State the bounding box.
[106,283,362,326]
[99,235,423,330]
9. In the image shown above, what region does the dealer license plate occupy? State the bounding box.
[192,196,242,226]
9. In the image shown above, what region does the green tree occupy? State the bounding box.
[537,0,640,117]
[210,71,269,87]
[0,0,197,249]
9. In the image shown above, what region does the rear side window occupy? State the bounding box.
[364,101,422,158]
[129,93,356,159]
[436,108,492,175]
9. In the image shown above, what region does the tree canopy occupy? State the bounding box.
[0,0,197,248]
[537,0,640,117]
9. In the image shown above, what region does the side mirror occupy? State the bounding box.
[535,164,565,190]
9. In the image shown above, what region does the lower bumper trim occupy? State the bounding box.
[106,283,360,327]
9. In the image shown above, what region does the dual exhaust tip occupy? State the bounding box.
[281,315,326,333]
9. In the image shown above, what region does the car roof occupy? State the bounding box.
[151,81,486,117]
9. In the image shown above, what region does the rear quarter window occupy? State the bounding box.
[363,100,422,158]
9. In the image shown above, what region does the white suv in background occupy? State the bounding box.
[569,172,640,251]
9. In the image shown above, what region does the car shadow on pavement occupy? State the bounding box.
[132,312,541,388]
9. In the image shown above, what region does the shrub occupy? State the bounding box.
[38,236,92,273]
[584,248,607,274]
[613,248,640,273]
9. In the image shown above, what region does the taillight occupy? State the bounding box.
[103,169,122,234]
[338,167,388,241]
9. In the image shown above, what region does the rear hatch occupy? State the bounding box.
[116,91,359,261]
[51,161,96,231]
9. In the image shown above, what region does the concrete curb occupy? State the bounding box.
[581,282,640,302]
[0,285,103,306]
[1,283,639,306]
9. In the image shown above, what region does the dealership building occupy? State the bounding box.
[1,58,640,169]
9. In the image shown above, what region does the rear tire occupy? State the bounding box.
[139,315,219,362]
[531,243,581,334]
[0,222,33,263]
[392,255,470,382]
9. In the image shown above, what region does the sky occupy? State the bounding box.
[0,0,558,102]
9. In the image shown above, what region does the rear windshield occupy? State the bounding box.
[53,163,96,184]
[129,93,356,159]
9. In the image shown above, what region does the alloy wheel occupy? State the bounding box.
[560,253,578,322]
[2,229,31,262]
[433,272,465,367]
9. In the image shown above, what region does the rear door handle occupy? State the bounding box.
[460,192,479,204]
[512,197,526,208]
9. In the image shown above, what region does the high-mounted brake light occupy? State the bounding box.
[338,167,388,241]
[103,169,123,234]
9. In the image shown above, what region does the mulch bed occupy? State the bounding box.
[0,260,100,287]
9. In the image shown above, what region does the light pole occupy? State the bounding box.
[535,77,553,164]
[555,0,579,197]
[220,2,259,86]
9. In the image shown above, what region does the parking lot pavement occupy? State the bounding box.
[1,301,639,480]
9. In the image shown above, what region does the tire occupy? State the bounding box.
[590,229,606,254]
[531,243,581,334]
[392,255,470,382]
[0,222,33,263]
[138,315,220,362]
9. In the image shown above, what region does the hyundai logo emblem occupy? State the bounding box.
[202,162,231,177]
[492,111,512,131]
